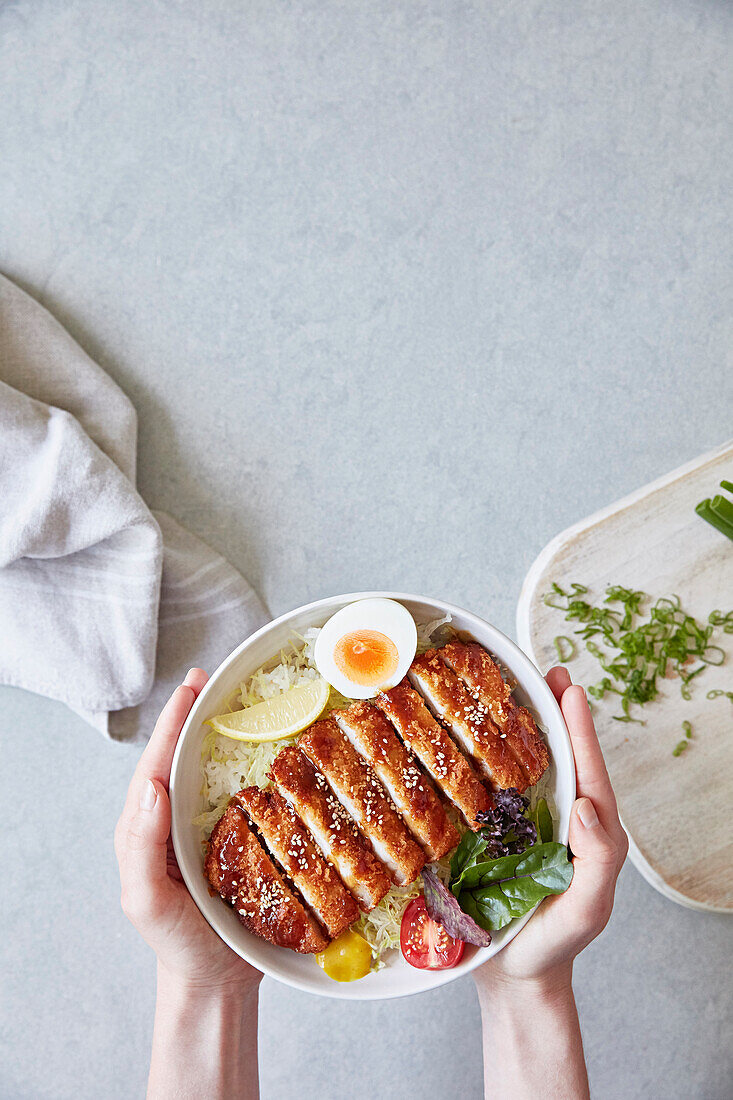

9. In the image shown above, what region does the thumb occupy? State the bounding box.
[119,779,175,928]
[564,797,622,930]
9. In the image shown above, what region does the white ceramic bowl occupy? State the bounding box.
[170,591,575,1000]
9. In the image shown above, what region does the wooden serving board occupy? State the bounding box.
[517,441,733,912]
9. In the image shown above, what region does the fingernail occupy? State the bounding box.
[183,668,197,687]
[577,797,598,828]
[140,779,157,812]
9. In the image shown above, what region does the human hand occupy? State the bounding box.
[114,669,262,995]
[474,666,628,998]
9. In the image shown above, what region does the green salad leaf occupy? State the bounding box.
[455,842,574,931]
[450,829,492,894]
[441,792,572,938]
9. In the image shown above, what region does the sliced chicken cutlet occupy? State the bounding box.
[299,717,425,886]
[269,747,391,912]
[234,786,359,940]
[204,802,328,954]
[375,680,493,829]
[441,641,549,786]
[409,651,527,791]
[334,701,458,861]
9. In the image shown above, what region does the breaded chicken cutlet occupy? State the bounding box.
[409,650,527,791]
[205,802,328,954]
[374,679,494,829]
[234,786,359,940]
[299,716,426,886]
[335,700,459,860]
[269,746,391,912]
[440,641,549,786]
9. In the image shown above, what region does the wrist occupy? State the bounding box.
[149,963,261,1100]
[475,961,574,1010]
[474,962,589,1100]
[156,962,262,1007]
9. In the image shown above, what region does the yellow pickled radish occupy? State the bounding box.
[206,678,330,742]
[315,929,373,982]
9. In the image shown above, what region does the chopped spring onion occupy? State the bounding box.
[696,479,733,542]
[543,583,731,724]
[673,717,692,755]
[553,635,576,663]
[708,610,733,634]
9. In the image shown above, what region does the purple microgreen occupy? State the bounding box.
[422,867,492,948]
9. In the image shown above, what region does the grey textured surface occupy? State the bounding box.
[1,1,732,1098]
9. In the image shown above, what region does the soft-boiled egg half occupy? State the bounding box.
[314,598,418,699]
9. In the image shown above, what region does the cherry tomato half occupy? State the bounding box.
[400,897,465,970]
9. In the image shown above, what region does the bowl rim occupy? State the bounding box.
[169,590,575,1000]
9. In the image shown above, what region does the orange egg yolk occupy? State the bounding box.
[333,630,399,687]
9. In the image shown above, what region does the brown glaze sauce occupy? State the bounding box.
[216,808,248,900]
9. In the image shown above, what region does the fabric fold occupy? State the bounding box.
[0,273,268,741]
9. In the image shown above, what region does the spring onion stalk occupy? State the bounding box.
[696,479,733,541]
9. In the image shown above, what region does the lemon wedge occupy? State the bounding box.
[206,678,330,742]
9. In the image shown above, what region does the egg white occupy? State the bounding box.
[314,598,418,699]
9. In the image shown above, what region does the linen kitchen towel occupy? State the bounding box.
[0,273,267,741]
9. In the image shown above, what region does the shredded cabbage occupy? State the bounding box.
[195,615,454,968]
[415,613,453,654]
[192,633,323,836]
